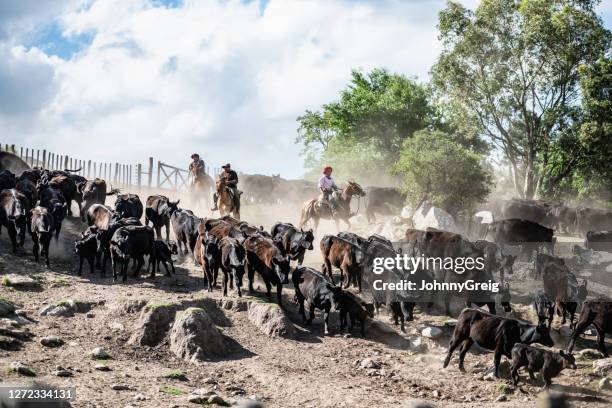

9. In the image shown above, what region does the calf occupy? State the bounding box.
[31,207,53,266]
[510,344,576,389]
[149,240,178,276]
[48,175,77,216]
[271,222,314,265]
[244,234,290,306]
[170,208,200,256]
[110,225,156,282]
[74,232,98,275]
[219,236,246,297]
[195,233,221,291]
[0,170,16,190]
[336,291,374,337]
[444,308,554,377]
[567,300,612,357]
[145,195,180,241]
[534,291,555,327]
[292,266,342,335]
[0,189,29,252]
[320,235,364,292]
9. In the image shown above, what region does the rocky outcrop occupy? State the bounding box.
[169,308,230,361]
[247,301,295,338]
[128,302,178,346]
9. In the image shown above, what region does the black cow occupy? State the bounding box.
[196,232,221,291]
[271,222,314,265]
[510,344,576,389]
[501,198,554,227]
[110,225,156,282]
[364,186,406,222]
[31,207,53,266]
[75,232,98,275]
[219,237,246,297]
[292,266,342,335]
[485,218,555,255]
[145,195,180,241]
[534,291,555,327]
[567,300,612,357]
[585,231,612,252]
[444,308,554,377]
[149,240,178,276]
[0,189,30,252]
[38,186,67,239]
[0,170,16,190]
[114,193,143,219]
[336,290,374,337]
[170,208,200,257]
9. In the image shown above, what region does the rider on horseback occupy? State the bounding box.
[211,163,240,211]
[189,153,206,182]
[318,165,338,215]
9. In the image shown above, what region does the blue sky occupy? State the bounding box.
[1,0,610,178]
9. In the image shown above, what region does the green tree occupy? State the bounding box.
[393,130,493,215]
[296,68,436,179]
[432,0,610,199]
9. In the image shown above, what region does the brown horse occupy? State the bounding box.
[298,181,365,231]
[215,178,240,220]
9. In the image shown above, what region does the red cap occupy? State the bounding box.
[323,166,332,173]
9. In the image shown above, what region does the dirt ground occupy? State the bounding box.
[0,195,611,408]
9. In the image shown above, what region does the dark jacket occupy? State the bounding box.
[221,170,238,187]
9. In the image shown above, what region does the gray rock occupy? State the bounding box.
[421,327,443,339]
[0,299,16,317]
[54,369,73,377]
[599,377,611,390]
[359,358,381,369]
[113,299,147,314]
[40,336,64,348]
[208,395,227,405]
[128,302,177,346]
[95,363,111,371]
[89,347,111,360]
[495,394,507,402]
[593,358,612,377]
[111,384,130,391]
[9,361,36,377]
[578,348,605,359]
[134,393,147,401]
[1,274,38,290]
[247,301,295,338]
[169,308,230,362]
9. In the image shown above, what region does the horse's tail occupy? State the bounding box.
[298,200,312,229]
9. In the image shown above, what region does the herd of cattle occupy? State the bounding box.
[0,167,611,390]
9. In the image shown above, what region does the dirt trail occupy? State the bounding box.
[0,199,610,408]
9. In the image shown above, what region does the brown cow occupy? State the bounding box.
[194,232,221,291]
[86,204,115,230]
[320,235,365,292]
[567,300,612,356]
[198,218,246,242]
[243,234,290,306]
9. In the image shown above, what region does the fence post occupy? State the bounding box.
[157,161,161,188]
[148,157,153,188]
[129,165,132,187]
[42,150,47,168]
[137,164,142,188]
[11,145,15,153]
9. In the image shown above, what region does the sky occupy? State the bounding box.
[1,0,611,179]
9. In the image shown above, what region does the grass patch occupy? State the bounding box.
[50,278,70,287]
[144,301,175,312]
[159,386,185,396]
[496,383,513,394]
[163,370,188,381]
[1,277,11,286]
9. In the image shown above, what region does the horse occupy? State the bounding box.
[298,180,365,231]
[214,178,240,220]
[189,170,214,212]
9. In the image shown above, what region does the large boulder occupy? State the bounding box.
[0,299,16,317]
[412,202,458,233]
[247,301,295,338]
[593,358,612,377]
[169,308,229,361]
[128,302,178,346]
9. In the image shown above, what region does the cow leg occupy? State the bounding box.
[527,366,536,380]
[444,293,452,316]
[8,224,17,252]
[339,309,346,332]
[342,265,350,289]
[323,305,330,335]
[162,260,171,276]
[297,252,305,266]
[78,256,84,275]
[229,270,234,289]
[88,256,95,274]
[595,323,608,357]
[567,315,592,353]
[510,362,521,386]
[32,234,40,263]
[401,301,413,322]
[493,347,503,378]
[444,330,467,368]
[457,338,474,372]
[170,259,175,275]
[111,254,118,282]
[246,261,255,293]
[276,282,283,308]
[165,221,170,242]
[298,297,306,322]
[222,270,228,297]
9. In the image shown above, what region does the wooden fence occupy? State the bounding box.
[0,143,220,192]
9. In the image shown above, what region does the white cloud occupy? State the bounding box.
[1,0,573,178]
